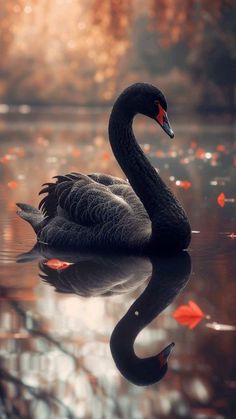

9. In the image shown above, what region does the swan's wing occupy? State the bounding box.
[39,173,79,218]
[39,172,127,218]
[89,172,149,219]
[108,184,149,220]
[88,173,127,186]
[39,172,134,226]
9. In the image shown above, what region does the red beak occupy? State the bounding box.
[156,104,174,139]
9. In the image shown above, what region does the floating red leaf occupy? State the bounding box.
[102,151,110,161]
[190,140,197,149]
[195,148,205,159]
[72,148,81,157]
[176,180,192,190]
[8,146,25,157]
[7,180,18,189]
[216,144,227,153]
[44,259,74,270]
[173,300,205,329]
[181,180,192,190]
[217,192,225,207]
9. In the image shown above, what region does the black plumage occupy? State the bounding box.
[17,83,191,253]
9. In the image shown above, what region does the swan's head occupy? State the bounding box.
[110,329,175,386]
[117,83,174,138]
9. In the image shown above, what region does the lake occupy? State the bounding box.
[0,107,235,418]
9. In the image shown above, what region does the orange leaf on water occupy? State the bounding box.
[155,150,165,158]
[190,139,197,149]
[7,180,18,189]
[8,147,25,157]
[181,180,192,190]
[72,148,81,157]
[216,144,226,153]
[195,148,205,159]
[175,180,192,190]
[0,155,11,164]
[173,300,205,329]
[217,192,225,207]
[44,259,74,270]
[102,151,110,161]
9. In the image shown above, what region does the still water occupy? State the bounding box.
[0,108,236,418]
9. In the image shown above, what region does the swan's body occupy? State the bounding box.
[17,83,191,253]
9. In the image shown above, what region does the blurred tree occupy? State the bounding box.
[133,16,188,74]
[0,1,23,98]
[0,0,236,108]
[150,0,236,46]
[91,0,133,40]
[188,8,236,111]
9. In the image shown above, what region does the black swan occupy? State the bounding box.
[17,83,191,253]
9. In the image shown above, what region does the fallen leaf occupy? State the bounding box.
[0,154,15,164]
[72,148,81,157]
[216,144,227,152]
[195,148,205,159]
[217,192,225,207]
[7,180,18,189]
[173,300,205,329]
[8,147,25,157]
[190,140,198,149]
[36,136,49,146]
[155,150,165,158]
[175,180,192,190]
[102,151,110,161]
[44,259,74,270]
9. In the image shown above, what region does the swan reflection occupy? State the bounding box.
[18,246,152,296]
[110,252,191,385]
[18,246,191,386]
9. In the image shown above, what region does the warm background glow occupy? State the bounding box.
[0,0,236,110]
[0,2,236,418]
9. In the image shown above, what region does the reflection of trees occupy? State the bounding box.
[0,300,123,418]
[0,368,76,419]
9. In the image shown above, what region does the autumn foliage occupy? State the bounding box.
[44,260,74,271]
[173,300,205,329]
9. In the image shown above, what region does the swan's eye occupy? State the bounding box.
[154,99,166,111]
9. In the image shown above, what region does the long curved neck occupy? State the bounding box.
[108,99,191,251]
[109,104,169,221]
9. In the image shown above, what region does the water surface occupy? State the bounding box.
[0,109,236,418]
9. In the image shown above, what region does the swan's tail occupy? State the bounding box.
[16,203,44,232]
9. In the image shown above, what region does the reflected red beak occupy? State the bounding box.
[158,342,175,367]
